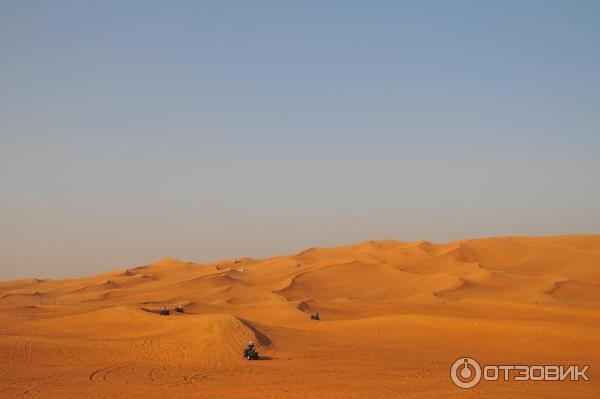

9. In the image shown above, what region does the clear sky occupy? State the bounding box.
[1,1,599,280]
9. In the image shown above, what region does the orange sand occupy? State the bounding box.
[1,235,599,398]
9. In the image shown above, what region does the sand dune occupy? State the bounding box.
[1,235,599,398]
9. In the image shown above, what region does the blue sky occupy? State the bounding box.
[1,1,599,279]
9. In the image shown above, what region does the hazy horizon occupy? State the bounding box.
[2,1,600,280]
[6,234,600,281]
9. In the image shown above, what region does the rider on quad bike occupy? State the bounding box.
[243,341,259,360]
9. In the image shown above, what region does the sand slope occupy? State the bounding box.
[1,235,599,398]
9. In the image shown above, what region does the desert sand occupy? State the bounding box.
[1,235,599,398]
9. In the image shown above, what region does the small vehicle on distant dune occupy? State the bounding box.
[160,306,170,316]
[175,305,184,313]
[310,313,320,320]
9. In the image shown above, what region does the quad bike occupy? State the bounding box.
[160,308,170,316]
[175,305,184,313]
[243,347,259,360]
[310,313,320,320]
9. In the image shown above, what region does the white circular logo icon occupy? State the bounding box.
[451,357,482,389]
